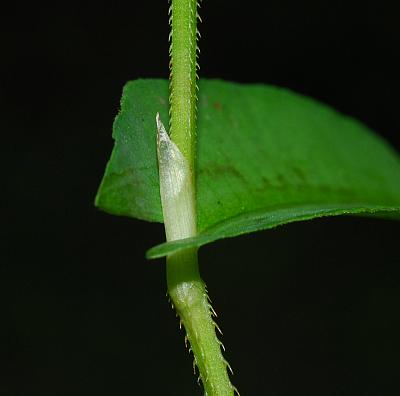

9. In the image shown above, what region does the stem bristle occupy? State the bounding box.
[232,386,241,396]
[213,321,224,336]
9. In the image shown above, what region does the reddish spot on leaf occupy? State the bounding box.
[213,102,223,111]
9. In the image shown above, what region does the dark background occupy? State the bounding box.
[2,1,400,395]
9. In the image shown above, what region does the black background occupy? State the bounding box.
[2,1,400,395]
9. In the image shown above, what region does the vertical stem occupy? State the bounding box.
[167,249,235,396]
[156,0,236,394]
[169,0,197,171]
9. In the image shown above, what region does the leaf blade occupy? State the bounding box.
[95,79,400,257]
[146,204,400,258]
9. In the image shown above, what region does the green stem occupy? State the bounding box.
[167,249,234,396]
[169,0,198,170]
[158,0,236,394]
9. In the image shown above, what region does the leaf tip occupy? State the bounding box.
[145,246,162,260]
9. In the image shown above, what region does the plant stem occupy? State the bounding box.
[167,249,235,396]
[169,0,198,170]
[157,0,236,394]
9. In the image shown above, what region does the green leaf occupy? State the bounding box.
[95,79,400,258]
